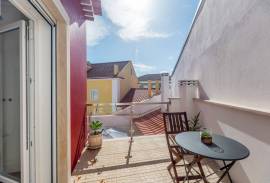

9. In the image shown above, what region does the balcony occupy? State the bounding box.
[71,100,232,183]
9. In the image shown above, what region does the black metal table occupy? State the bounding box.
[175,132,250,183]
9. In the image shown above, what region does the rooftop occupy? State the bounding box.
[133,109,164,135]
[138,74,162,81]
[121,88,152,103]
[87,61,130,79]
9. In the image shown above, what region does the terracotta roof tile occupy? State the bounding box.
[138,74,161,81]
[87,61,129,78]
[121,88,151,103]
[134,109,164,135]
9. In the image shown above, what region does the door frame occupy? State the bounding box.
[5,1,57,183]
[8,1,72,183]
[0,21,28,183]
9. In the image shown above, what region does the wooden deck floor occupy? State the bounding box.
[72,135,230,183]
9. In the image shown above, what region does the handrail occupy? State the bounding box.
[86,101,170,107]
[86,101,170,143]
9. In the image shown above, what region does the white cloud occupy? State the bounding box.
[102,0,170,41]
[134,63,156,75]
[86,18,109,47]
[134,63,155,70]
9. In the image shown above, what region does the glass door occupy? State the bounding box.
[0,21,29,183]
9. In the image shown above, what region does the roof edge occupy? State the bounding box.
[88,60,130,65]
[171,0,206,77]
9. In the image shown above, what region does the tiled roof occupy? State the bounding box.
[87,61,129,78]
[121,88,151,103]
[138,74,161,81]
[134,109,164,135]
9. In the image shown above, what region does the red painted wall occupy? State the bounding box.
[70,23,87,171]
[60,0,87,171]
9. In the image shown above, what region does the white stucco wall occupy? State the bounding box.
[112,78,120,103]
[172,0,270,109]
[171,0,270,182]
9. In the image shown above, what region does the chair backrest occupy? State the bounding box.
[163,112,189,134]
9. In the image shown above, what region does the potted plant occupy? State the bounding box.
[188,112,201,131]
[88,120,103,149]
[189,112,213,145]
[200,130,213,145]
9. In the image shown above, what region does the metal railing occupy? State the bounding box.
[86,101,170,141]
[87,101,170,115]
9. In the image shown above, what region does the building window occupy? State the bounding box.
[90,89,99,102]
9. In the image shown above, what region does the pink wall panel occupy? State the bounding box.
[70,22,87,171]
[60,0,87,171]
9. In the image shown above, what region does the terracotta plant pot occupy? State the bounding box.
[201,136,212,145]
[88,133,103,149]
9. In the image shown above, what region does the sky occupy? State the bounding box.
[87,0,200,76]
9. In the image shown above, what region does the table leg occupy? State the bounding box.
[217,161,236,183]
[197,160,208,183]
[223,161,233,183]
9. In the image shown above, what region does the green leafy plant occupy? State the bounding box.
[188,112,202,131]
[89,120,103,135]
[201,131,212,138]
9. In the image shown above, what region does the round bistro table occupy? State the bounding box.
[175,132,250,183]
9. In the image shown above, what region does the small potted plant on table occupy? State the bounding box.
[200,129,213,145]
[88,120,103,149]
[188,112,213,145]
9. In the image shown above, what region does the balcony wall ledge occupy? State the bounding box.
[193,98,270,118]
[168,97,181,99]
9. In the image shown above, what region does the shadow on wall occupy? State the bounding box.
[198,102,270,183]
[198,83,209,100]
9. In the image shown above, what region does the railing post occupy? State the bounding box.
[129,105,134,142]
[95,104,99,115]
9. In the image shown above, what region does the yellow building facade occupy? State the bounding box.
[87,79,112,104]
[87,61,138,114]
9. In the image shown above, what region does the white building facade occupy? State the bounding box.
[170,0,270,182]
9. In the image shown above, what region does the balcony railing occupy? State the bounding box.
[86,101,170,140]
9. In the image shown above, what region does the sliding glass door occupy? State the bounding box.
[0,21,28,183]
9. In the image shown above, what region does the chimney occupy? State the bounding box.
[178,80,199,118]
[148,80,152,97]
[114,64,119,75]
[161,73,169,112]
